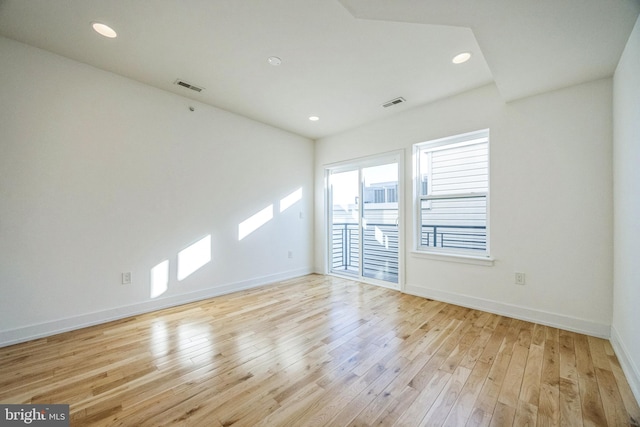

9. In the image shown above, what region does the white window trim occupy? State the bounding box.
[411,250,494,266]
[413,129,491,262]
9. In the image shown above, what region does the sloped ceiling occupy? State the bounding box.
[340,0,640,102]
[0,0,638,139]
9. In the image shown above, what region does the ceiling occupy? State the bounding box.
[0,0,638,139]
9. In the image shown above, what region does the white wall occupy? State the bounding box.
[612,15,640,403]
[0,37,314,346]
[315,79,613,337]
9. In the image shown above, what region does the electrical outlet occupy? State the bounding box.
[515,272,525,285]
[288,251,293,259]
[122,272,132,285]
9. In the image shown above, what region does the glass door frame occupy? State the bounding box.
[324,150,404,290]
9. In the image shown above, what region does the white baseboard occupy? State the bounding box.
[0,268,313,348]
[403,283,611,339]
[610,326,640,405]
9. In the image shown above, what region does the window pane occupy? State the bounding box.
[415,129,489,256]
[429,143,488,195]
[419,151,431,196]
[420,195,487,251]
[330,169,360,277]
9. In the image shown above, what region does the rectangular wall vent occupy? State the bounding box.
[382,97,406,108]
[174,79,204,92]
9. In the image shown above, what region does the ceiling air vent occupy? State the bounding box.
[174,79,204,93]
[382,97,406,108]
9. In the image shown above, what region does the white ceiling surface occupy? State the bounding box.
[340,0,640,102]
[0,1,638,139]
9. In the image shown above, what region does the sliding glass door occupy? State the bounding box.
[327,152,401,288]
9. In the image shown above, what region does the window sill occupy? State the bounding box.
[411,250,495,266]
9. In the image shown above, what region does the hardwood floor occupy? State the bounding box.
[1,274,638,426]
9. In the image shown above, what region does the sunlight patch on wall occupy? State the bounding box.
[238,205,273,240]
[177,235,211,281]
[279,187,303,213]
[150,260,169,298]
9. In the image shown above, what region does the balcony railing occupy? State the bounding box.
[419,225,486,251]
[331,223,360,272]
[331,222,487,282]
[331,222,398,283]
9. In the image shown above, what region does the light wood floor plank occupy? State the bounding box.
[513,400,538,427]
[498,344,528,409]
[520,343,544,406]
[442,360,491,427]
[606,348,640,426]
[574,334,609,427]
[538,334,561,426]
[0,274,638,426]
[420,365,472,426]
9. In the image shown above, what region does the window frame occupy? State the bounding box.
[413,129,491,260]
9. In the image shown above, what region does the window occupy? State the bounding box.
[414,129,489,257]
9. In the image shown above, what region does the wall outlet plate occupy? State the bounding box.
[122,272,132,284]
[515,272,525,285]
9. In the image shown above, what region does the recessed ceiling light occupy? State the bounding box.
[267,56,282,66]
[452,52,471,64]
[92,22,117,38]
[309,116,320,121]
